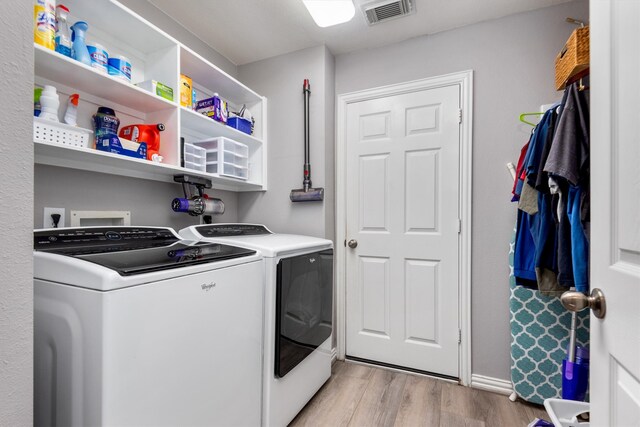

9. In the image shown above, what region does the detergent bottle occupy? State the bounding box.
[34,87,43,117]
[92,107,120,146]
[39,85,60,122]
[70,21,91,66]
[118,123,165,162]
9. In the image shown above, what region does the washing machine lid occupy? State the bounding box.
[180,224,333,257]
[34,227,256,276]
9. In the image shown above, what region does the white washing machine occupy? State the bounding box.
[34,226,264,427]
[179,224,334,427]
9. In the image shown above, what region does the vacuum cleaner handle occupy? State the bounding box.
[289,79,324,202]
[303,79,311,192]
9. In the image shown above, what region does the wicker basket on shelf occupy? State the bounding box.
[554,26,589,90]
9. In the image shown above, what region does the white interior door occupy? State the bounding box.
[590,0,640,424]
[345,84,461,377]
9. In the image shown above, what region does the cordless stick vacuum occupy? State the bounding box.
[290,79,324,202]
[171,174,225,216]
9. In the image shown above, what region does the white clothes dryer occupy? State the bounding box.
[179,224,333,427]
[34,226,264,427]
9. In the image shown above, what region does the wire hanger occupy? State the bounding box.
[519,112,544,126]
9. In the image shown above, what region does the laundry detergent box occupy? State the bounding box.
[96,135,147,159]
[180,74,192,108]
[195,95,228,123]
[136,80,174,102]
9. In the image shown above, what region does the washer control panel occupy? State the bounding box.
[34,227,178,249]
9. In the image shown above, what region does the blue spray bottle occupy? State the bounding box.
[70,21,91,66]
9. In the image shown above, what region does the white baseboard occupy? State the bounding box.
[470,374,513,396]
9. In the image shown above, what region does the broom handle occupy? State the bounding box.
[568,311,577,362]
[303,79,311,191]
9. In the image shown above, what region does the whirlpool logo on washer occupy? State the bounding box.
[201,282,216,292]
[309,258,316,263]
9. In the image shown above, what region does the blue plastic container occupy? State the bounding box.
[87,44,108,74]
[227,116,252,135]
[108,56,132,82]
[562,346,589,401]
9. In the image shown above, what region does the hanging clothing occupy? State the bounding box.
[512,82,590,295]
[545,84,590,187]
[513,108,562,294]
[514,209,537,288]
[513,108,565,295]
[566,186,589,292]
[549,177,575,287]
[544,82,590,293]
[511,139,531,202]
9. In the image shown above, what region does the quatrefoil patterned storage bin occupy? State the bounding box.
[508,227,590,405]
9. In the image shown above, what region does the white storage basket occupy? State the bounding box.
[33,117,93,148]
[183,142,207,172]
[191,137,249,180]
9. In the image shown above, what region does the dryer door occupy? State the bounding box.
[275,249,333,378]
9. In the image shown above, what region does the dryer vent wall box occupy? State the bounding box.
[70,210,131,227]
[33,226,263,426]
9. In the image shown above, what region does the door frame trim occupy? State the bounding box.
[335,70,473,386]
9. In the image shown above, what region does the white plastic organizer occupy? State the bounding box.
[191,137,249,180]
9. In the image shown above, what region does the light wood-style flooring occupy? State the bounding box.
[290,361,548,427]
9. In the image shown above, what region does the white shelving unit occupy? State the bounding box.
[33,0,267,192]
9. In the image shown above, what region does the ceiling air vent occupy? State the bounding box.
[362,0,414,25]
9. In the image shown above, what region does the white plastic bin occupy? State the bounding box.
[206,161,218,174]
[183,142,207,172]
[33,117,93,148]
[543,398,590,427]
[191,137,249,180]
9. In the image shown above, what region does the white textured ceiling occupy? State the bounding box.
[150,0,574,65]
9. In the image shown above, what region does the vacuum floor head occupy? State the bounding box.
[290,187,324,202]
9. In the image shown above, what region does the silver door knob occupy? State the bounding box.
[561,288,606,319]
[348,239,358,248]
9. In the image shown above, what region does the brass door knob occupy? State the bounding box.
[561,288,606,319]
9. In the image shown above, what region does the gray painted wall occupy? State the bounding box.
[237,46,335,241]
[335,0,588,380]
[324,48,336,246]
[34,165,238,230]
[119,0,238,76]
[0,1,34,424]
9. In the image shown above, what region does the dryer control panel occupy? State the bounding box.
[196,224,272,237]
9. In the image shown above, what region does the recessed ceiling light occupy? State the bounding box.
[303,0,356,27]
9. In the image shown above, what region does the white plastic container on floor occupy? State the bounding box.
[543,398,590,427]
